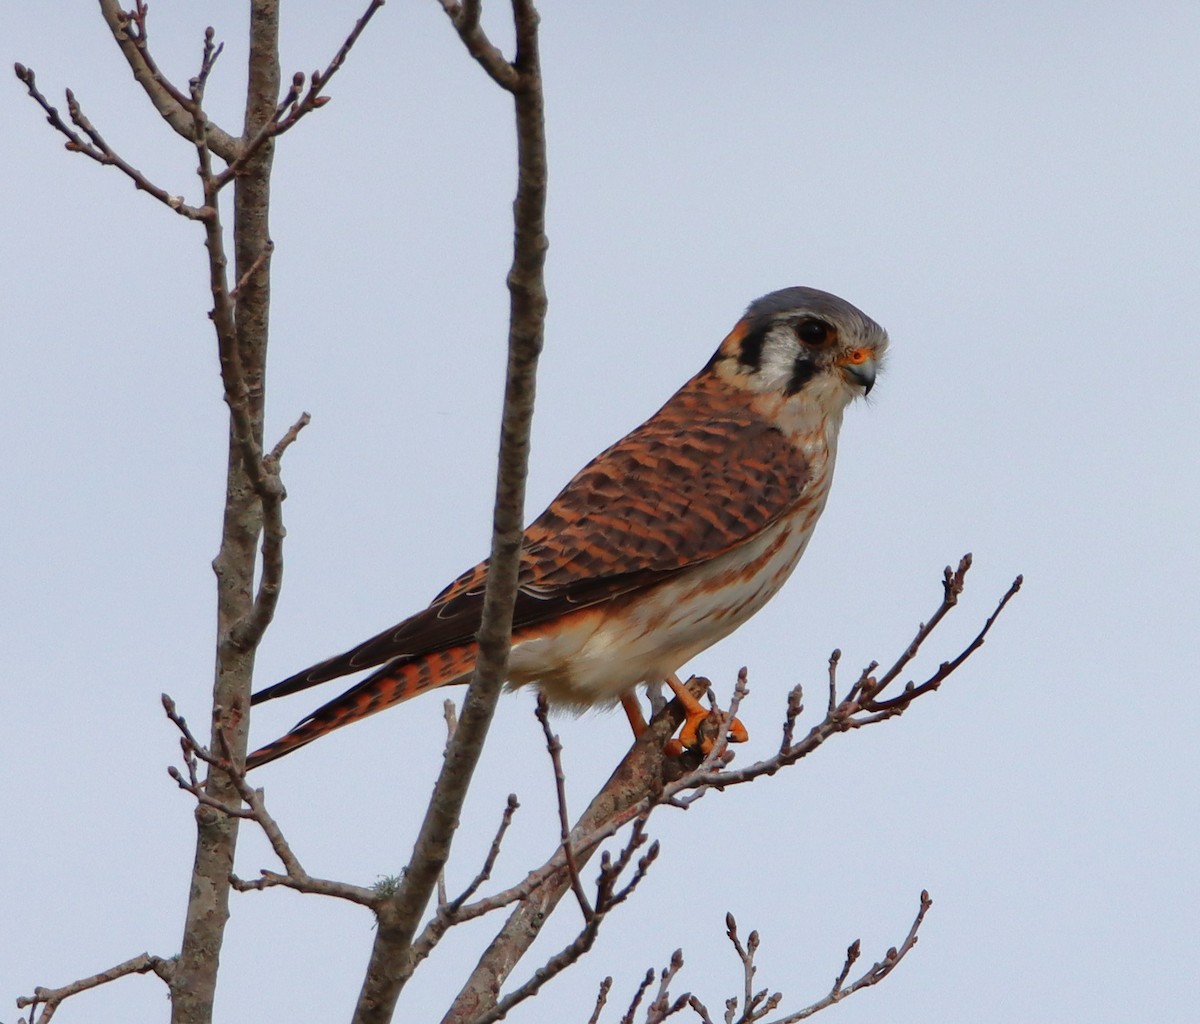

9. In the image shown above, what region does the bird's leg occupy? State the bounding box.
[664,672,748,754]
[620,691,648,737]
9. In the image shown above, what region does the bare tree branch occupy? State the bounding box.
[452,794,522,911]
[661,560,1023,803]
[215,0,388,190]
[472,823,660,1024]
[594,893,930,1024]
[13,4,391,1007]
[352,4,548,1021]
[95,0,240,159]
[621,969,657,1024]
[16,953,174,1024]
[646,950,691,1024]
[588,976,614,1024]
[12,63,206,218]
[441,690,690,1023]
[168,5,281,1016]
[160,694,380,910]
[237,411,312,648]
[864,563,1024,713]
[440,559,1017,1020]
[436,0,522,91]
[536,693,594,920]
[406,793,523,972]
[761,890,933,1023]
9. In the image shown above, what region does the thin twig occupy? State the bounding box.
[621,969,656,1024]
[473,820,660,1024]
[865,572,1023,713]
[763,891,933,1023]
[162,695,378,908]
[662,560,1022,802]
[451,794,521,911]
[648,948,687,1022]
[196,26,224,93]
[874,555,972,693]
[442,698,460,756]
[215,0,387,189]
[588,975,614,1024]
[407,793,523,969]
[12,64,204,218]
[537,693,594,920]
[236,410,311,649]
[96,0,239,157]
[122,1,195,110]
[230,239,275,299]
[780,683,804,753]
[266,411,313,468]
[724,915,754,1020]
[185,26,300,658]
[825,649,840,716]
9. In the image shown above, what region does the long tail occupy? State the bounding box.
[246,642,478,769]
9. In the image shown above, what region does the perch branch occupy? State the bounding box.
[663,560,1023,802]
[440,558,1016,1020]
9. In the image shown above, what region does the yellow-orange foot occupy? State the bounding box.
[664,674,749,756]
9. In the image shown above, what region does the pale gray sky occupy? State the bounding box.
[4,3,1198,1023]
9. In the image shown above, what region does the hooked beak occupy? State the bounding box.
[838,351,878,395]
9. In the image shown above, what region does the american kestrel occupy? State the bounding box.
[247,287,887,769]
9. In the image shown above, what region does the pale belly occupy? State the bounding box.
[506,507,823,710]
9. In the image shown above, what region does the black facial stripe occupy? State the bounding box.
[785,355,818,396]
[737,321,770,369]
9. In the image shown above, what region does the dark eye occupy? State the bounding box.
[796,318,833,346]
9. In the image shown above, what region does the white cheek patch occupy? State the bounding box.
[754,326,802,393]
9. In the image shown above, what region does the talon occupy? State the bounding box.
[661,672,749,754]
[684,709,749,754]
[677,707,708,751]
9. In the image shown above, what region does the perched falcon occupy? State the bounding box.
[247,287,887,769]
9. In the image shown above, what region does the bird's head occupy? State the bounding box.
[705,287,889,421]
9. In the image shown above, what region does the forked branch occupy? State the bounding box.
[215,0,388,188]
[162,695,380,908]
[12,63,206,219]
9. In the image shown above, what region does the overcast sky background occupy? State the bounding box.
[4,3,1198,1022]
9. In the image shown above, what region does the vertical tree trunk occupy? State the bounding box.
[169,4,279,1022]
